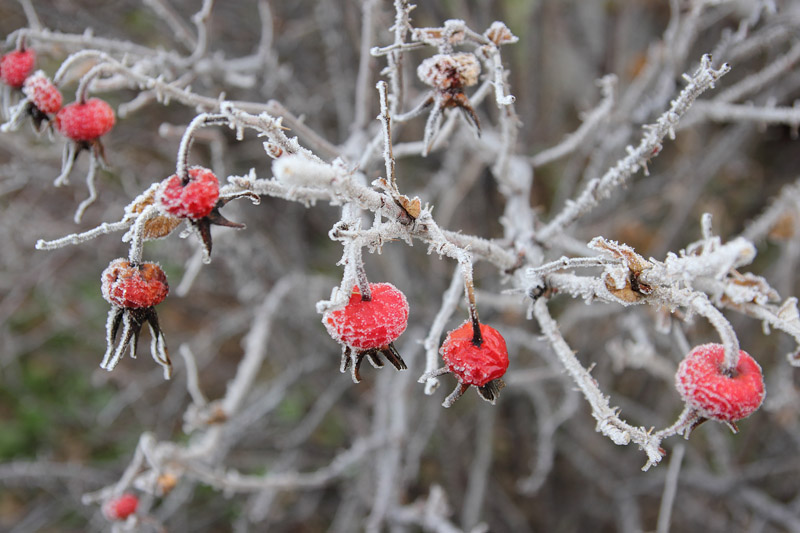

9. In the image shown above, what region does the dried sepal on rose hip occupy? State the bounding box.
[323,283,409,383]
[100,258,172,378]
[423,318,509,407]
[0,47,36,88]
[675,343,765,432]
[102,493,139,521]
[155,166,259,259]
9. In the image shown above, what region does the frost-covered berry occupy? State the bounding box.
[441,320,509,387]
[23,70,62,114]
[55,97,115,142]
[324,283,409,351]
[101,259,169,309]
[157,166,220,219]
[100,259,171,378]
[0,48,35,88]
[675,343,765,422]
[417,52,480,90]
[323,283,409,382]
[102,493,139,521]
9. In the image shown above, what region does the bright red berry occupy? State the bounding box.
[675,343,765,422]
[0,48,35,88]
[22,70,62,114]
[324,283,409,351]
[157,166,220,219]
[441,321,508,387]
[55,97,115,142]
[102,493,139,521]
[101,259,169,309]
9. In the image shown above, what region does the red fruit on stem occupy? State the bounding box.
[102,493,139,521]
[441,320,509,387]
[675,343,765,422]
[157,166,220,219]
[0,48,35,88]
[22,71,62,114]
[324,283,409,351]
[55,97,115,141]
[101,259,169,309]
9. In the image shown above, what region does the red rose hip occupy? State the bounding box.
[675,343,765,422]
[23,70,62,114]
[55,97,115,142]
[102,493,139,521]
[441,320,509,387]
[323,283,409,382]
[101,259,169,309]
[0,48,35,88]
[157,166,220,219]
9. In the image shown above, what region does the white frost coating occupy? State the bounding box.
[272,154,337,188]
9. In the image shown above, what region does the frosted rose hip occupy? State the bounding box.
[675,343,765,422]
[157,166,220,219]
[102,493,139,521]
[55,98,115,141]
[441,320,509,387]
[23,71,62,114]
[323,282,409,382]
[101,259,169,309]
[0,48,35,88]
[324,283,409,350]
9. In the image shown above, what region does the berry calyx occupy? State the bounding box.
[55,97,115,142]
[0,48,35,88]
[157,166,220,219]
[441,320,509,387]
[22,70,62,114]
[101,259,169,309]
[675,343,765,423]
[102,493,139,521]
[323,283,409,382]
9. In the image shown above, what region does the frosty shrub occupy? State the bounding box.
[2,1,800,531]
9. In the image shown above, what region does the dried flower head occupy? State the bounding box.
[417,52,481,90]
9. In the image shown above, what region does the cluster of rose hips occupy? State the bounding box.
[322,281,510,406]
[1,45,114,145]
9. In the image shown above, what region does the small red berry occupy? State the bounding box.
[157,166,220,219]
[675,343,765,422]
[55,97,115,142]
[441,320,509,387]
[22,70,62,114]
[324,283,409,351]
[0,48,35,88]
[101,259,169,309]
[102,493,139,521]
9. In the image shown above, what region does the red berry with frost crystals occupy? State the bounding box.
[441,321,509,387]
[23,71,62,114]
[101,259,169,309]
[55,97,115,141]
[0,48,35,88]
[157,166,220,219]
[675,343,765,422]
[324,283,409,350]
[102,493,138,521]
